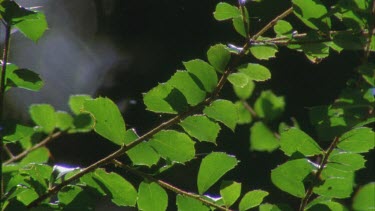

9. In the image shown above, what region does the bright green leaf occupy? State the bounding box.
[235,101,252,124]
[207,44,231,73]
[214,2,241,21]
[338,127,375,153]
[274,20,293,36]
[238,63,271,81]
[233,16,247,37]
[259,203,293,211]
[254,90,285,121]
[328,150,366,171]
[306,197,347,211]
[149,130,195,163]
[15,11,48,42]
[250,122,279,152]
[271,159,317,198]
[249,45,278,60]
[58,185,83,205]
[233,80,255,100]
[19,147,50,166]
[5,65,43,91]
[352,183,375,211]
[203,100,238,131]
[83,97,126,145]
[137,182,168,211]
[280,128,322,156]
[183,59,218,93]
[239,190,269,211]
[29,104,56,133]
[197,152,238,194]
[228,72,249,88]
[167,71,206,106]
[292,0,331,31]
[124,129,160,167]
[69,95,92,115]
[179,115,221,144]
[2,122,33,143]
[176,195,210,211]
[220,181,241,207]
[55,111,73,131]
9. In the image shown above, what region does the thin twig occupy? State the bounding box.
[27,7,294,208]
[113,160,233,211]
[241,100,258,118]
[4,131,64,165]
[2,144,14,159]
[299,136,340,211]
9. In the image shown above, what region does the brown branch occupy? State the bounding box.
[4,131,64,165]
[26,7,295,208]
[112,160,232,211]
[2,144,15,159]
[299,136,340,211]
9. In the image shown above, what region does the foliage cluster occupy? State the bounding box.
[0,0,374,210]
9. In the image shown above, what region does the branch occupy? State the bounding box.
[4,131,64,165]
[26,7,294,208]
[112,160,233,211]
[299,136,340,211]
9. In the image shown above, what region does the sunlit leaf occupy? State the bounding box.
[292,0,331,31]
[137,182,168,211]
[228,72,249,88]
[239,190,269,211]
[179,115,221,144]
[69,95,92,115]
[5,64,43,91]
[2,122,33,143]
[58,185,96,210]
[29,104,56,133]
[249,45,278,60]
[250,122,279,152]
[15,11,48,42]
[197,152,238,194]
[254,90,285,121]
[19,147,50,166]
[328,150,365,171]
[207,44,231,73]
[55,111,73,131]
[352,183,375,211]
[83,97,126,145]
[235,101,252,124]
[183,59,218,93]
[233,80,255,100]
[220,181,241,207]
[176,195,210,211]
[214,2,241,21]
[274,20,293,37]
[337,127,375,153]
[280,128,322,156]
[203,100,238,131]
[238,63,271,81]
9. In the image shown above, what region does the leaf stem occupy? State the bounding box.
[299,136,340,211]
[112,160,232,211]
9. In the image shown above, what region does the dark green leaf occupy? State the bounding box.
[220,181,241,207]
[254,90,285,121]
[58,185,96,210]
[306,197,346,211]
[259,203,293,211]
[83,97,126,145]
[352,183,375,211]
[214,2,241,21]
[203,100,238,131]
[238,63,271,81]
[5,65,43,91]
[292,0,331,31]
[239,190,269,211]
[197,152,238,194]
[338,127,375,153]
[124,129,160,167]
[70,114,94,133]
[176,195,210,211]
[249,45,278,60]
[179,115,221,144]
[358,63,375,86]
[138,182,168,211]
[235,101,252,124]
[271,159,317,197]
[149,130,195,163]
[333,33,365,50]
[29,104,56,133]
[183,59,218,93]
[207,44,231,73]
[233,80,255,100]
[2,122,33,143]
[280,128,322,156]
[250,122,279,152]
[69,95,92,115]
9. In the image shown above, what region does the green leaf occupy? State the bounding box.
[2,122,33,143]
[137,182,168,211]
[274,20,293,37]
[124,129,160,167]
[70,114,94,133]
[250,122,279,152]
[233,80,255,100]
[352,183,375,211]
[249,45,278,60]
[328,150,365,171]
[207,44,231,73]
[55,111,73,131]
[220,181,241,207]
[228,73,249,88]
[19,164,52,193]
[15,11,48,42]
[333,33,365,51]
[254,90,285,121]
[83,169,137,206]
[167,71,206,106]
[313,164,354,198]
[149,130,195,163]
[233,16,247,37]
[292,0,331,31]
[203,100,238,131]
[58,185,83,205]
[280,128,322,156]
[239,190,269,211]
[83,97,126,145]
[337,127,375,153]
[235,101,252,124]
[197,152,238,194]
[214,2,241,21]
[19,147,50,166]
[29,104,56,133]
[5,65,43,91]
[176,195,210,211]
[238,63,271,81]
[179,115,221,144]
[259,203,293,211]
[306,197,347,211]
[69,95,92,115]
[271,159,317,198]
[183,59,218,93]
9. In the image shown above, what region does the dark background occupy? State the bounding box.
[34,0,372,209]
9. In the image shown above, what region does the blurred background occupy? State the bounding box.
[4,0,373,210]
